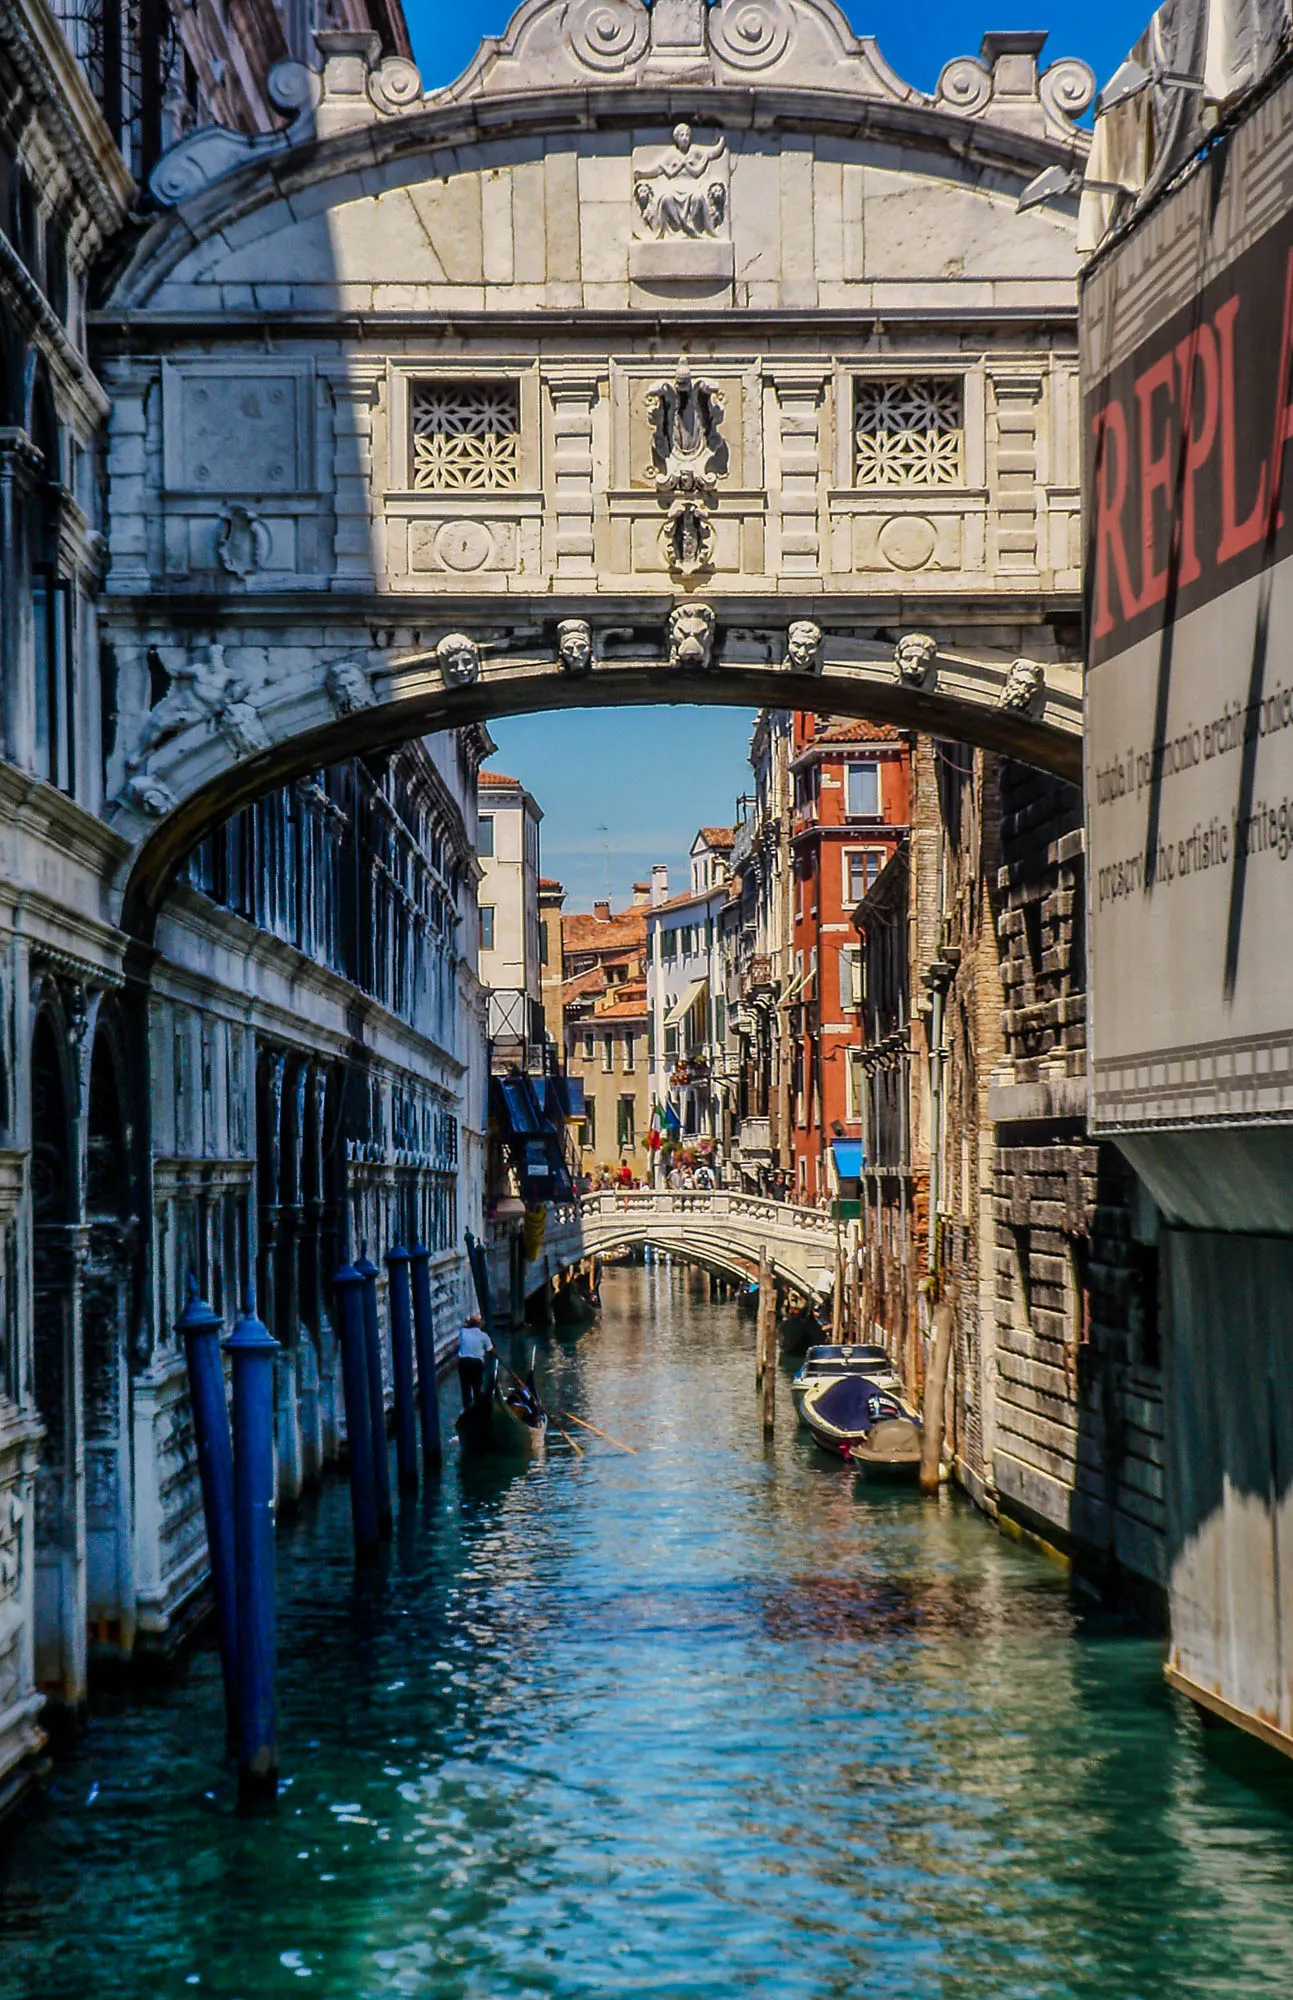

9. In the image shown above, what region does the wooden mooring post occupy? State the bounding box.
[756,1248,776,1437]
[920,1297,955,1495]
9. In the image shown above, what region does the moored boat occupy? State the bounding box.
[791,1343,905,1419]
[848,1407,923,1481]
[800,1373,922,1467]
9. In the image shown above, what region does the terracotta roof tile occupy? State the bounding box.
[697,826,735,848]
[479,769,521,787]
[561,967,606,1002]
[809,720,903,745]
[561,908,647,952]
[595,997,649,1021]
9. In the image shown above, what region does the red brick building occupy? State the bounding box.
[788,718,911,1202]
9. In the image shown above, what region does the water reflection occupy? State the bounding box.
[2,1262,1292,1998]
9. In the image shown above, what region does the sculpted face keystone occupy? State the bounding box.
[437,632,482,689]
[557,619,594,675]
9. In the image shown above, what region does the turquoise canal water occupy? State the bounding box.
[4,1262,1293,1998]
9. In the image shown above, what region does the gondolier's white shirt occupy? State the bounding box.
[459,1326,493,1360]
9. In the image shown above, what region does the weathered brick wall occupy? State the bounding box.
[989,763,1165,1599]
[997,763,1086,1072]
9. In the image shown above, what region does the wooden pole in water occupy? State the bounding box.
[920,1297,955,1495]
[755,1245,771,1386]
[762,1279,777,1438]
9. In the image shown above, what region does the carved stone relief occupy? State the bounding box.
[668,599,716,671]
[122,774,178,818]
[997,658,1047,716]
[783,620,822,673]
[217,505,272,579]
[556,620,594,675]
[567,0,649,73]
[647,359,726,578]
[409,519,519,575]
[120,642,269,794]
[325,658,376,715]
[633,125,729,240]
[437,633,482,688]
[895,632,939,692]
[646,360,725,493]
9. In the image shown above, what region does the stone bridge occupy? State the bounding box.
[89,0,1095,939]
[514,1189,839,1307]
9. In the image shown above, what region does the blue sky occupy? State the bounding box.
[408,1,1149,908]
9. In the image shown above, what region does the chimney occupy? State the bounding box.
[594,900,611,921]
[632,881,651,907]
[651,864,669,905]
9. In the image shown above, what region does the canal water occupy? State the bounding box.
[3,1262,1293,1999]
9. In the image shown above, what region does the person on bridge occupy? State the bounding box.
[458,1313,494,1408]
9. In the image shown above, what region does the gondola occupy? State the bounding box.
[791,1343,906,1420]
[456,1353,547,1460]
[799,1372,922,1476]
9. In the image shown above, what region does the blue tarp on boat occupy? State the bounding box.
[810,1374,890,1429]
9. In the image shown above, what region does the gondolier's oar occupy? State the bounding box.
[557,1410,637,1455]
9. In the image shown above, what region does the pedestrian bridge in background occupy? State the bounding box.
[528,1190,839,1306]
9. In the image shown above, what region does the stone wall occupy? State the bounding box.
[987,763,1165,1597]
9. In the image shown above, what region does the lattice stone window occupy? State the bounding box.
[854,378,962,488]
[410,381,520,491]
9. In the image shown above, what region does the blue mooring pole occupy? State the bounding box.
[384,1245,419,1494]
[333,1251,379,1559]
[225,1287,279,1809]
[355,1244,393,1537]
[408,1242,442,1475]
[177,1275,239,1752]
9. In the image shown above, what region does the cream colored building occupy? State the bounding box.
[477,770,545,1066]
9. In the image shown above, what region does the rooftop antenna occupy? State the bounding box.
[598,823,611,902]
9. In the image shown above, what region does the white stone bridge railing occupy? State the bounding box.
[513,1189,838,1307]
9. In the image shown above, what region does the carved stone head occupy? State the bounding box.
[437,632,481,689]
[895,632,939,690]
[998,657,1047,717]
[124,773,177,818]
[785,620,823,673]
[668,599,716,672]
[326,657,375,715]
[556,618,594,676]
[673,121,692,153]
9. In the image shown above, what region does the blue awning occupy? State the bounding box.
[831,1139,865,1179]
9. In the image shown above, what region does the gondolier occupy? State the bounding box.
[458,1313,494,1406]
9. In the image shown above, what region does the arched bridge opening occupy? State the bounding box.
[116,642,1082,946]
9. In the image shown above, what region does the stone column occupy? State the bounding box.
[546,371,600,578]
[322,362,384,589]
[770,370,828,579]
[988,370,1044,576]
[0,431,40,769]
[32,1222,90,1710]
[99,366,155,593]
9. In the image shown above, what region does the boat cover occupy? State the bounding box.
[809,1375,893,1430]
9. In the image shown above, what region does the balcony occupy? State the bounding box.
[737,1115,772,1158]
